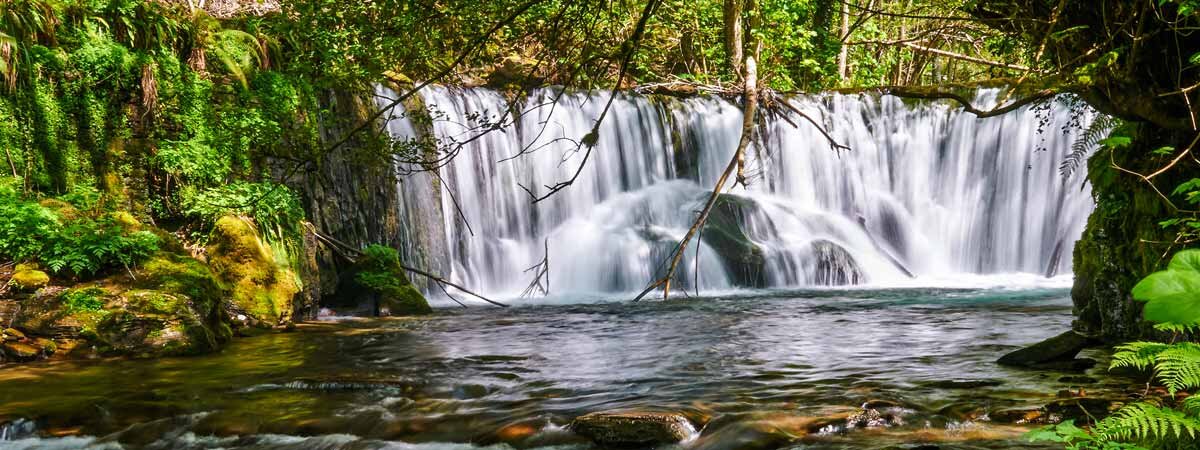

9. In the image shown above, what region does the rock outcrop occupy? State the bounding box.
[206,216,300,327]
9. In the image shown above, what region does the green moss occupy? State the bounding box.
[11,269,50,291]
[351,244,432,315]
[206,215,299,326]
[139,252,223,314]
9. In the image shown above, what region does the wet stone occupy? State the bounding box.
[2,341,41,361]
[570,410,696,447]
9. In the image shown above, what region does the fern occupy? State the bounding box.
[1111,341,1173,371]
[1093,403,1200,443]
[1061,115,1120,179]
[1153,343,1200,394]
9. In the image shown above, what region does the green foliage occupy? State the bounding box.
[0,184,158,277]
[1131,249,1200,329]
[1034,249,1200,450]
[181,181,303,251]
[355,244,407,293]
[61,287,107,313]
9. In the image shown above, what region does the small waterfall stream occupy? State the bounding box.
[379,86,1096,300]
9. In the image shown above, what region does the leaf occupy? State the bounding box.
[1132,269,1200,301]
[1169,249,1200,272]
[1099,135,1132,148]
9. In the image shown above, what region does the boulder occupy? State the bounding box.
[336,245,431,316]
[570,411,696,447]
[206,216,300,327]
[809,239,864,285]
[2,341,41,361]
[702,194,767,287]
[13,254,232,358]
[997,330,1094,368]
[10,268,49,292]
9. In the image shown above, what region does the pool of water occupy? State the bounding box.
[0,287,1113,449]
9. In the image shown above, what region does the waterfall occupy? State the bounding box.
[378,86,1096,300]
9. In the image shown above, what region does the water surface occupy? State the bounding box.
[0,287,1108,449]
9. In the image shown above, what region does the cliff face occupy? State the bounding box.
[1071,125,1193,341]
[281,86,445,316]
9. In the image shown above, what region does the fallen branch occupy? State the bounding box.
[870,85,1058,118]
[304,224,510,308]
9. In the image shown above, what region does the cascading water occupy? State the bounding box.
[378,86,1096,300]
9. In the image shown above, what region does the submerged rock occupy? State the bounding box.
[570,410,696,447]
[206,215,301,327]
[996,330,1094,369]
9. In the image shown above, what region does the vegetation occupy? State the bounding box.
[1031,249,1200,449]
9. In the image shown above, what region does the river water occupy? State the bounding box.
[0,284,1118,450]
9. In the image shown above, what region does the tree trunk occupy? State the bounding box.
[723,0,744,78]
[837,0,850,81]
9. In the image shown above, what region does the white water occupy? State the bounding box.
[378,86,1096,302]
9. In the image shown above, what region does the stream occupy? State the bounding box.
[0,283,1121,449]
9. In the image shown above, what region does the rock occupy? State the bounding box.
[1045,397,1122,421]
[10,269,49,292]
[702,194,767,287]
[997,330,1093,368]
[336,245,431,316]
[846,407,900,428]
[3,328,26,340]
[989,407,1046,424]
[206,216,300,327]
[570,411,696,447]
[2,341,41,361]
[809,239,865,286]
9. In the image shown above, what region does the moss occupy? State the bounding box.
[37,198,80,221]
[138,253,223,314]
[345,244,432,316]
[206,215,299,327]
[11,269,50,291]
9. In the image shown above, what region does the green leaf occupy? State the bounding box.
[1099,135,1132,148]
[1132,270,1200,302]
[1170,249,1200,272]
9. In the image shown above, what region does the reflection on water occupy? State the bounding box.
[0,287,1103,449]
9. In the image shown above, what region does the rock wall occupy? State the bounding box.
[281,86,441,316]
[1071,124,1194,342]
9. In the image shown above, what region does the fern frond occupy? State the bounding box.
[1112,341,1174,371]
[1182,396,1200,416]
[1154,343,1200,394]
[1061,115,1120,179]
[1094,402,1200,442]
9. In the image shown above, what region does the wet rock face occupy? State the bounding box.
[808,239,864,286]
[570,411,696,447]
[996,330,1095,369]
[702,194,767,287]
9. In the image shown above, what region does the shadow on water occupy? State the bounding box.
[0,287,1099,449]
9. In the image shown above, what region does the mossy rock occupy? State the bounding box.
[13,254,232,357]
[337,244,432,316]
[206,216,299,327]
[94,291,223,357]
[10,269,50,292]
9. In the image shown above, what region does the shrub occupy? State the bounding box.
[0,189,159,278]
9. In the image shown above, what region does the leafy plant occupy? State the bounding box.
[1032,249,1200,449]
